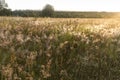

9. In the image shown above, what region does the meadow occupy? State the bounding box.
[0,17,120,80]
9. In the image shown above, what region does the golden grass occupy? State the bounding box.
[0,17,120,80]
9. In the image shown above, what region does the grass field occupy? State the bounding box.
[0,17,120,80]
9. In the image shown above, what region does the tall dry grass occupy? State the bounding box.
[0,17,120,80]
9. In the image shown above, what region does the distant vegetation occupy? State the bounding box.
[11,10,120,18]
[0,4,120,18]
[0,8,12,16]
[0,1,11,16]
[1,9,120,18]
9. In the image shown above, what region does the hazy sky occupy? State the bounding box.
[6,0,120,12]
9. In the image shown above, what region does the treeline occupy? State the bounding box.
[11,10,120,18]
[12,10,42,17]
[0,9,120,18]
[0,8,12,16]
[0,4,120,18]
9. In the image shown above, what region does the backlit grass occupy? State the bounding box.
[0,17,120,80]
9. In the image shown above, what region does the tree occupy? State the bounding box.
[0,0,8,10]
[0,4,3,10]
[0,2,11,16]
[0,1,12,16]
[0,8,12,16]
[42,4,54,17]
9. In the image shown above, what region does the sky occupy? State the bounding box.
[5,0,120,12]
